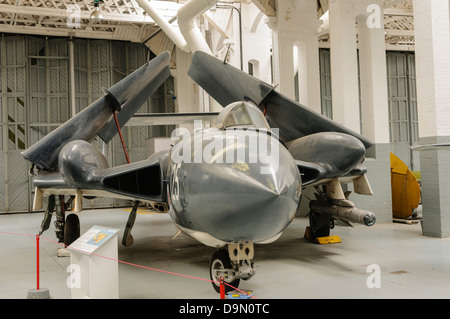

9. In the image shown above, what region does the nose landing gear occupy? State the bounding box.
[209,242,256,293]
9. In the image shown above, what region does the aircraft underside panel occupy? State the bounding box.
[173,222,283,248]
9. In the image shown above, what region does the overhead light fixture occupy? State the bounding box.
[90,0,103,22]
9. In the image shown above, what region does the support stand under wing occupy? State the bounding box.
[122,201,139,247]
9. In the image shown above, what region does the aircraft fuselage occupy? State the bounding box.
[166,126,302,247]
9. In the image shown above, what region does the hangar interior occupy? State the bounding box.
[1,0,450,299]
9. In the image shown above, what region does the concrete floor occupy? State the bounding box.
[1,207,450,299]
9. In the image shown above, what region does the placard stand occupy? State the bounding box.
[67,225,119,299]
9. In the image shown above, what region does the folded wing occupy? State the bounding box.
[188,50,373,149]
[22,51,171,172]
[23,52,172,211]
[188,51,373,195]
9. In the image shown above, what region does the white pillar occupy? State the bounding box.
[266,16,280,86]
[241,2,273,84]
[356,4,390,144]
[294,34,321,112]
[174,47,199,114]
[329,0,392,223]
[414,0,450,139]
[413,0,450,238]
[329,0,361,132]
[277,33,295,99]
[271,0,321,112]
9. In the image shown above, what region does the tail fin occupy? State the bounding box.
[22,51,171,171]
[188,51,373,149]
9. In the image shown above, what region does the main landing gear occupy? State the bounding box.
[39,195,80,248]
[209,242,256,293]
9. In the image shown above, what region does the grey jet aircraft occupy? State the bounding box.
[22,50,376,293]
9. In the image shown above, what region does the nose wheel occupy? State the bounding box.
[209,249,240,293]
[209,243,256,293]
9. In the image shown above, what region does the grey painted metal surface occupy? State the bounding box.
[167,117,301,243]
[287,132,366,186]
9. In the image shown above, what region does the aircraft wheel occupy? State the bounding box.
[209,249,240,293]
[64,213,80,247]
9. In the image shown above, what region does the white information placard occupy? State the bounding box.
[68,225,119,255]
[67,225,120,299]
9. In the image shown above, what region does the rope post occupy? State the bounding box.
[27,234,50,299]
[36,235,40,290]
[220,277,225,299]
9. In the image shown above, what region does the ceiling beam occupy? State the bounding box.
[317,0,329,18]
[385,29,414,37]
[0,23,153,42]
[250,0,276,17]
[384,8,413,17]
[384,0,408,8]
[0,3,155,24]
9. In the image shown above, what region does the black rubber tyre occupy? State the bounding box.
[209,249,240,293]
[64,213,80,247]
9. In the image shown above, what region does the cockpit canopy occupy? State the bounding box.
[215,101,270,130]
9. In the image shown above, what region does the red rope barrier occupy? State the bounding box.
[36,235,40,291]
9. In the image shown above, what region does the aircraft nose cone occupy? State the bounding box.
[181,138,301,243]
